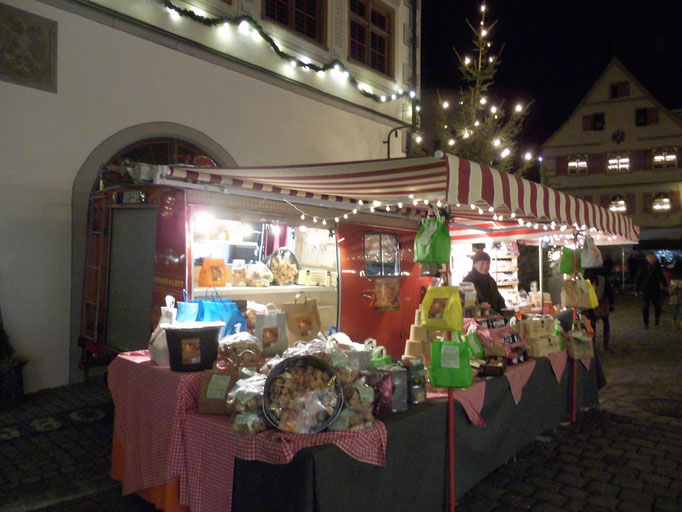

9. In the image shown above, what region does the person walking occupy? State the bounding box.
[635,253,667,329]
[584,267,615,350]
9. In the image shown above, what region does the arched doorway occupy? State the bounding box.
[70,123,235,382]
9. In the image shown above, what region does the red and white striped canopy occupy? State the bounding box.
[151,153,638,245]
[446,155,639,245]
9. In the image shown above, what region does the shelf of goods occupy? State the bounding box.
[493,253,518,305]
[192,285,339,330]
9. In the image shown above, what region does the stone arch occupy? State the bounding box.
[69,122,235,382]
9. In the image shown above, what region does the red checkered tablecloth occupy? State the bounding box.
[108,351,202,495]
[427,379,487,427]
[547,349,568,383]
[181,413,388,512]
[504,360,536,404]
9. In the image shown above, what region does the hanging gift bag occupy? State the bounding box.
[177,289,199,322]
[464,327,485,359]
[196,290,247,338]
[585,279,600,309]
[149,295,177,366]
[429,336,472,388]
[414,217,451,264]
[559,247,584,275]
[255,303,288,356]
[281,292,321,343]
[581,235,603,269]
[420,286,462,332]
[561,276,593,309]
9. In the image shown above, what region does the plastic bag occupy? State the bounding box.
[246,262,274,287]
[264,248,299,285]
[581,235,603,269]
[429,336,473,388]
[226,374,266,413]
[149,295,177,366]
[414,217,451,264]
[220,331,262,367]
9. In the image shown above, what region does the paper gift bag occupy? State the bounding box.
[414,217,451,264]
[198,348,238,415]
[281,292,321,343]
[420,286,462,332]
[255,303,288,356]
[429,337,472,388]
[561,278,592,309]
[566,330,594,359]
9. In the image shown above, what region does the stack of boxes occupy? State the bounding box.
[403,310,434,366]
[517,317,562,357]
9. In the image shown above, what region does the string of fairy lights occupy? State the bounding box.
[160,0,418,107]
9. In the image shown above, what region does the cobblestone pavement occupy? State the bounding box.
[1,293,680,511]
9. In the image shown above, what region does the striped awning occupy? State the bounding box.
[165,157,449,208]
[142,153,638,245]
[446,155,640,245]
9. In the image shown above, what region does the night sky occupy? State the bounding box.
[421,0,682,153]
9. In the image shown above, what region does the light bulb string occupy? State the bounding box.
[161,0,418,106]
[282,198,445,224]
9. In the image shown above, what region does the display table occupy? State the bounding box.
[109,350,600,511]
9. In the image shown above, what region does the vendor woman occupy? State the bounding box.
[463,251,506,313]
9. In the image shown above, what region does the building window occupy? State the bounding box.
[653,148,678,169]
[635,107,659,126]
[609,81,630,99]
[264,0,325,44]
[364,232,399,276]
[609,195,627,213]
[567,154,588,175]
[582,113,604,131]
[349,0,393,76]
[607,152,630,173]
[652,193,671,212]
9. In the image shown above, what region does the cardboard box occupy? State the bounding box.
[517,317,555,340]
[526,335,562,358]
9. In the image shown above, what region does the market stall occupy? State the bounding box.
[101,153,638,512]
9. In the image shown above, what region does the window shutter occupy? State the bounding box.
[555,155,567,175]
[619,82,630,97]
[642,192,652,213]
[600,194,610,208]
[626,193,636,214]
[648,108,659,125]
[582,115,593,131]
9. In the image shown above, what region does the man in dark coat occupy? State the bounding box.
[463,251,506,313]
[636,253,667,329]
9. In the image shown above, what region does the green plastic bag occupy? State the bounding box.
[464,332,484,359]
[559,247,584,275]
[414,218,451,264]
[370,345,393,371]
[429,336,472,388]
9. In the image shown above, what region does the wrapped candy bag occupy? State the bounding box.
[246,262,274,287]
[226,373,266,413]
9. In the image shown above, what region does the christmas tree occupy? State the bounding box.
[434,3,533,175]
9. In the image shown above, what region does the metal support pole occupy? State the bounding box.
[539,241,544,314]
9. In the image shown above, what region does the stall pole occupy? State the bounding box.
[621,247,626,291]
[571,233,578,423]
[539,242,544,315]
[448,387,455,512]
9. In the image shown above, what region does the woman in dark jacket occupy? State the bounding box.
[636,253,667,328]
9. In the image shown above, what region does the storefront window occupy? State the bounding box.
[364,232,399,277]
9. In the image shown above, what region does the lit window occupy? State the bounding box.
[349,0,394,76]
[609,195,627,213]
[652,193,671,212]
[364,232,399,276]
[607,152,630,173]
[264,0,326,44]
[567,154,588,175]
[653,148,678,169]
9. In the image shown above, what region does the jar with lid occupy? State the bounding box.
[232,259,246,287]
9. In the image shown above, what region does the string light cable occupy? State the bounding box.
[160,0,419,107]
